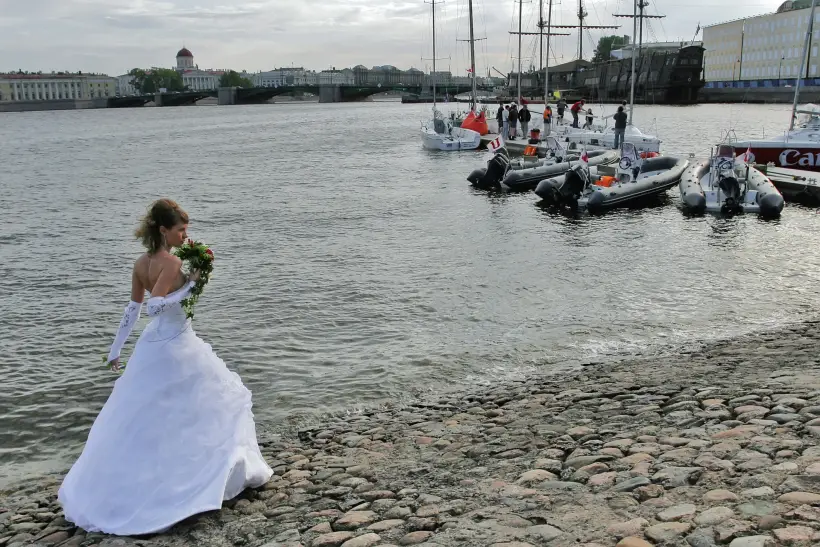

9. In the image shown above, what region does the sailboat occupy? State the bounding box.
[556,0,662,154]
[420,0,482,151]
[458,0,490,135]
[731,0,820,201]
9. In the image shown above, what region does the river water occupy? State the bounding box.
[1,100,819,487]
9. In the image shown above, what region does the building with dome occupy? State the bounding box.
[703,1,820,83]
[176,47,194,70]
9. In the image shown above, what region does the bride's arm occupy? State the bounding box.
[106,268,146,367]
[145,258,198,317]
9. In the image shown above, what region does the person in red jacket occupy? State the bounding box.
[570,99,585,128]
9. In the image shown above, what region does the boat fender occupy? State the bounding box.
[682,192,706,215]
[534,178,559,201]
[587,191,605,213]
[467,168,487,185]
[640,151,659,159]
[759,193,785,218]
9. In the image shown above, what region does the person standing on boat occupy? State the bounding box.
[571,99,585,128]
[542,104,553,137]
[519,104,531,140]
[583,108,594,130]
[502,105,510,141]
[613,105,627,150]
[556,98,567,125]
[509,103,519,140]
[496,101,504,135]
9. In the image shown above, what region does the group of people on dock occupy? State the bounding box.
[495,97,630,149]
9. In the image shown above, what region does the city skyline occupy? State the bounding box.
[0,0,790,76]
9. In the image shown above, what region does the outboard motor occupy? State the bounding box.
[717,173,743,215]
[535,165,587,211]
[468,151,511,190]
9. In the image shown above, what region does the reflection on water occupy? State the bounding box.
[1,101,819,487]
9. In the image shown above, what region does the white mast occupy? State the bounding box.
[628,0,637,125]
[469,0,477,110]
[544,0,553,103]
[791,0,818,131]
[517,0,523,102]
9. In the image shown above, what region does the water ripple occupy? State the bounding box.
[1,101,820,486]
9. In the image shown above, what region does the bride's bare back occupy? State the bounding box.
[131,252,185,302]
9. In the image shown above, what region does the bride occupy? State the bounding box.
[59,199,272,536]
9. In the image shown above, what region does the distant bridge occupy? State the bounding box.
[107,83,495,108]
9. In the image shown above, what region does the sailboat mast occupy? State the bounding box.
[628,0,637,125]
[544,0,553,103]
[469,0,477,110]
[432,0,437,108]
[539,0,544,77]
[791,0,818,131]
[517,0,523,102]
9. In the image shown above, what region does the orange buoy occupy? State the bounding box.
[596,175,616,187]
[640,151,659,159]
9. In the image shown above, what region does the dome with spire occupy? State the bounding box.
[176,47,195,70]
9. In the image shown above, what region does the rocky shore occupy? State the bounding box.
[2,322,820,547]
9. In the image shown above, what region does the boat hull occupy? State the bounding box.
[535,155,688,213]
[679,159,784,217]
[421,127,482,151]
[732,142,820,172]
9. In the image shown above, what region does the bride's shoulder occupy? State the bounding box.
[133,252,182,270]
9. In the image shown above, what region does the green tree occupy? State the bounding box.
[592,35,629,62]
[219,70,253,88]
[128,68,185,93]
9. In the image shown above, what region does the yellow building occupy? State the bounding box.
[0,73,117,102]
[703,0,820,82]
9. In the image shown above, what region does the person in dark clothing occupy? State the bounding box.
[496,101,504,135]
[556,98,567,124]
[508,103,519,139]
[613,106,628,149]
[519,104,531,138]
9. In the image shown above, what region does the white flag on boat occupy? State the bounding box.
[488,136,504,153]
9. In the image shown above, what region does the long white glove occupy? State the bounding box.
[146,280,195,317]
[107,301,142,364]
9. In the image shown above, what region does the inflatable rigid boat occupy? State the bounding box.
[534,143,687,213]
[679,144,784,217]
[467,137,618,192]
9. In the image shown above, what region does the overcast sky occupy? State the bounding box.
[0,0,789,76]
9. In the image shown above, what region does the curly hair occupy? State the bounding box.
[135,199,189,253]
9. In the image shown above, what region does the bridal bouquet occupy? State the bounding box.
[175,239,215,319]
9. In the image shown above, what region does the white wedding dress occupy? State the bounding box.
[58,283,272,536]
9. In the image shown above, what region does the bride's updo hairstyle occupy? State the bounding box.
[135,199,189,253]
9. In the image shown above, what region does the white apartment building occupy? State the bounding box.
[703,0,820,82]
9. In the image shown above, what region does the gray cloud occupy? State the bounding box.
[0,0,786,76]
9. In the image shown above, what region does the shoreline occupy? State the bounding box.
[2,322,820,546]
